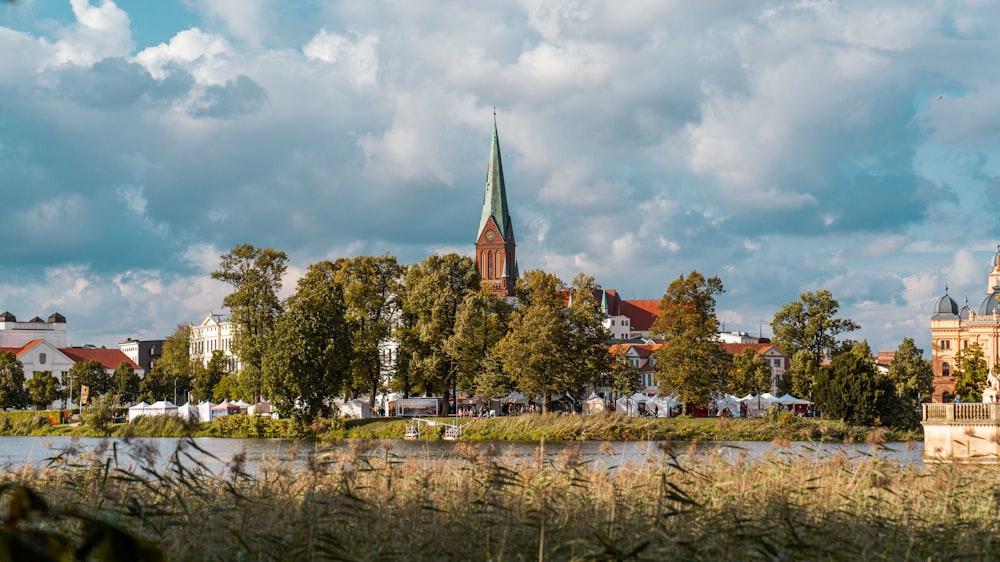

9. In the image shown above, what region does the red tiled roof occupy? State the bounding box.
[620,299,659,331]
[721,343,785,357]
[60,348,140,370]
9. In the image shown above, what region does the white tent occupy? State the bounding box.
[197,402,215,422]
[177,402,200,422]
[714,395,743,418]
[338,398,371,418]
[501,391,528,405]
[128,401,150,421]
[615,394,649,416]
[147,400,178,417]
[774,393,812,406]
[583,392,606,415]
[231,399,251,412]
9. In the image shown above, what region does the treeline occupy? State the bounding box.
[0,246,939,430]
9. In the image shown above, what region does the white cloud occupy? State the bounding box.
[53,0,133,67]
[135,28,231,80]
[303,29,379,87]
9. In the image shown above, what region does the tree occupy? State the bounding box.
[192,350,228,403]
[110,361,140,405]
[159,324,195,402]
[395,254,479,410]
[139,366,173,404]
[771,290,860,365]
[609,345,644,399]
[883,337,935,429]
[651,271,729,411]
[445,292,513,398]
[212,244,288,403]
[67,359,111,403]
[0,351,30,410]
[954,342,988,403]
[565,273,613,401]
[332,255,404,408]
[812,341,894,425]
[495,270,597,413]
[262,260,352,422]
[729,348,771,397]
[787,349,820,400]
[27,370,61,410]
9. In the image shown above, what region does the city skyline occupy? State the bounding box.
[1,1,999,355]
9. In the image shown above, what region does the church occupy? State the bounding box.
[930,246,1000,402]
[474,117,518,297]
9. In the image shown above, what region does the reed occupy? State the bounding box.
[0,437,993,561]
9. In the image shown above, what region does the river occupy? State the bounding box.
[0,436,924,475]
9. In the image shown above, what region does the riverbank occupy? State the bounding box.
[0,410,922,442]
[0,434,987,561]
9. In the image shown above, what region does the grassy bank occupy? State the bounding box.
[0,436,991,561]
[0,410,922,442]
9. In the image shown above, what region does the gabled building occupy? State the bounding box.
[0,311,67,348]
[609,342,662,395]
[720,343,789,395]
[189,312,240,372]
[475,116,519,298]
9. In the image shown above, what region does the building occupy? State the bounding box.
[119,338,163,374]
[189,312,240,372]
[927,247,1000,402]
[0,311,67,348]
[609,342,662,395]
[475,116,519,297]
[721,343,789,395]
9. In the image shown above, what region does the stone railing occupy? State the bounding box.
[923,402,1000,422]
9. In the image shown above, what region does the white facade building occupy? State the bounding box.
[189,313,240,372]
[0,312,67,348]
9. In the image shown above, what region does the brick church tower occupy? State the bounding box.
[475,117,518,297]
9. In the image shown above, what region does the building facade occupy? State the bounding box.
[119,338,163,374]
[0,311,67,348]
[929,247,1000,402]
[189,312,241,372]
[475,117,518,297]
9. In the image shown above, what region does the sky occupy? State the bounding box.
[1,0,998,356]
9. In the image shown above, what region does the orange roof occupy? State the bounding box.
[720,343,785,357]
[60,348,140,370]
[620,299,660,331]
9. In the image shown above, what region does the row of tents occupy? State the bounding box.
[127,399,270,422]
[580,392,814,418]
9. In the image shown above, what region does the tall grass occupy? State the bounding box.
[0,437,993,560]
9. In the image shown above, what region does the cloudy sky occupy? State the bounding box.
[1,0,998,355]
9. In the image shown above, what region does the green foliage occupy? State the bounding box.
[26,370,61,409]
[445,292,513,397]
[141,324,194,404]
[729,348,771,397]
[111,361,141,405]
[212,244,288,402]
[193,350,228,403]
[395,253,479,404]
[119,414,201,437]
[332,254,404,408]
[262,260,352,422]
[812,342,894,426]
[954,342,988,402]
[0,350,30,410]
[609,345,644,398]
[771,290,860,365]
[651,271,730,408]
[883,338,934,429]
[787,349,819,399]
[81,393,118,434]
[68,359,110,402]
[207,414,298,438]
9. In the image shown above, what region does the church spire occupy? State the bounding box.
[478,115,512,242]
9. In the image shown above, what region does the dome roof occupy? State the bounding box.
[933,292,960,319]
[960,298,971,320]
[980,288,1000,316]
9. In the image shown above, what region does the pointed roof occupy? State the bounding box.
[478,116,512,241]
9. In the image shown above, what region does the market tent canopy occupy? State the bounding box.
[501,391,528,405]
[127,401,150,421]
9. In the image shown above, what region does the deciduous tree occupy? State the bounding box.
[332,255,404,409]
[729,348,771,397]
[67,359,111,403]
[262,260,352,421]
[771,290,860,365]
[812,341,894,425]
[445,292,513,398]
[27,370,61,410]
[0,351,30,410]
[110,361,140,405]
[954,342,988,403]
[883,337,935,428]
[787,349,820,400]
[193,350,228,403]
[212,244,288,403]
[651,271,729,411]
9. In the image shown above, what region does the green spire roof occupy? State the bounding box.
[478,116,512,241]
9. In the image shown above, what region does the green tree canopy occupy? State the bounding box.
[26,370,61,410]
[651,271,729,410]
[67,359,111,403]
[565,273,612,400]
[395,253,479,408]
[729,348,771,397]
[787,349,820,399]
[954,342,988,403]
[212,244,288,403]
[445,292,513,398]
[262,260,352,422]
[771,290,860,366]
[332,254,404,408]
[609,345,644,399]
[0,351,30,410]
[883,337,935,428]
[192,350,228,403]
[110,361,140,405]
[812,341,894,425]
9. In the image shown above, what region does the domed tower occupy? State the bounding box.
[930,286,962,402]
[475,116,518,297]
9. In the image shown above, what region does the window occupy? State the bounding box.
[773,358,780,366]
[943,363,951,377]
[39,353,46,365]
[964,340,969,349]
[487,251,494,279]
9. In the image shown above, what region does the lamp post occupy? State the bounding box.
[173,377,178,405]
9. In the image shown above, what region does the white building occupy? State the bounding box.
[189,312,240,372]
[0,312,67,348]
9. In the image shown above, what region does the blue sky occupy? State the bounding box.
[1,0,998,356]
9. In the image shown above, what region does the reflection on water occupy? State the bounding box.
[0,436,924,475]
